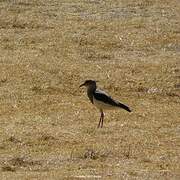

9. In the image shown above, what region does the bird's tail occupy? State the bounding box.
[117,102,131,112]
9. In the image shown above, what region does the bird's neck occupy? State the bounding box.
[87,86,96,104]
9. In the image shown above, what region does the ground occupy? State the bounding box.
[0,0,180,179]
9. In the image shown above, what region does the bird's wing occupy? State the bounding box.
[94,89,131,112]
[94,89,119,106]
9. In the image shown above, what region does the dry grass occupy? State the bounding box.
[0,0,180,179]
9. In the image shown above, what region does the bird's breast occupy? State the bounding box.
[87,91,94,104]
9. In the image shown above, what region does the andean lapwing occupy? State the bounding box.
[80,80,131,128]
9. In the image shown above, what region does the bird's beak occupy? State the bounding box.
[79,83,85,88]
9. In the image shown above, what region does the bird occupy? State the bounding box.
[79,80,131,128]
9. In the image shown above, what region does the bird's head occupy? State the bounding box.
[79,80,97,89]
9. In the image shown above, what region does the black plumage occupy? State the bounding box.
[93,90,131,112]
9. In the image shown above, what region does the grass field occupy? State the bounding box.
[0,0,180,179]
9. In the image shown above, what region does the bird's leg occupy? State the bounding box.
[98,110,104,128]
[98,109,103,128]
[98,115,102,128]
[100,111,104,128]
